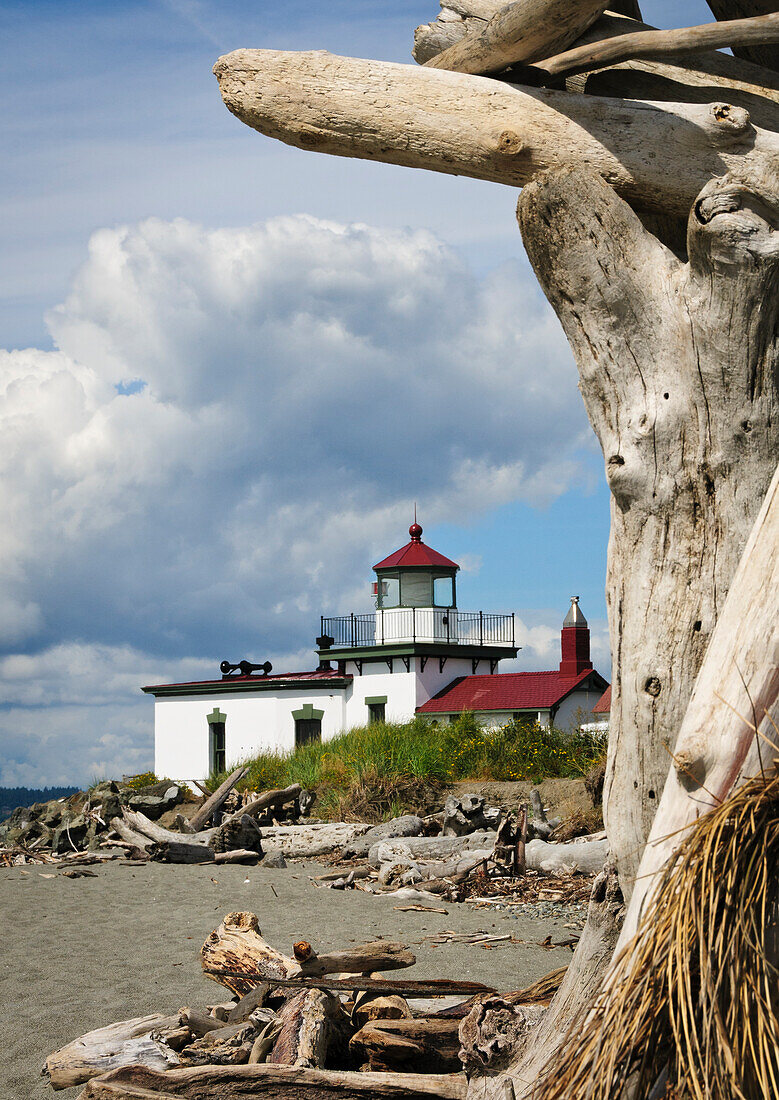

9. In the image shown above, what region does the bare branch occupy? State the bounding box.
[536,11,779,79]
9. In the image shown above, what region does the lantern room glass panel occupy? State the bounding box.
[433,575,455,607]
[400,572,432,607]
[378,575,400,608]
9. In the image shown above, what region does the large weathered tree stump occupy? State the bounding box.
[518,164,779,894]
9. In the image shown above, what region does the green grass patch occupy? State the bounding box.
[206,715,607,821]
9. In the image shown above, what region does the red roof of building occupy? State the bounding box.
[416,669,600,714]
[592,685,611,714]
[374,523,459,571]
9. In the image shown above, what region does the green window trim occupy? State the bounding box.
[364,695,388,706]
[206,708,227,724]
[291,704,324,721]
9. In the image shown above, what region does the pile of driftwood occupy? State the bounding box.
[323,791,608,905]
[0,768,361,868]
[44,909,567,1098]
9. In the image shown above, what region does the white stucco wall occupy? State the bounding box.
[553,688,606,732]
[154,688,349,782]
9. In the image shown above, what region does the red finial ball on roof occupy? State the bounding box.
[409,522,423,542]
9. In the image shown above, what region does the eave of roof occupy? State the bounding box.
[142,670,352,698]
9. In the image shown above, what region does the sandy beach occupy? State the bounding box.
[1,856,576,1099]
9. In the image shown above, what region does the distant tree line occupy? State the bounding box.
[0,786,79,821]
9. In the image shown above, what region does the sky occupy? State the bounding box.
[1,0,714,786]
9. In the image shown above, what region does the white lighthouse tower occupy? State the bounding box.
[316,521,518,721]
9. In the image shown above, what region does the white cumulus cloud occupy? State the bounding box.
[0,214,598,784]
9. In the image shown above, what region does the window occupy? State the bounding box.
[292,704,324,747]
[295,718,322,746]
[368,702,385,724]
[207,708,227,774]
[379,575,400,607]
[433,575,454,607]
[365,696,387,725]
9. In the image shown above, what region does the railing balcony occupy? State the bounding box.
[320,609,515,648]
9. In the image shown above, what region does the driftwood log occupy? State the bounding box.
[260,822,368,858]
[518,165,779,892]
[75,1063,468,1099]
[706,0,779,71]
[44,1014,180,1090]
[212,50,779,218]
[121,809,215,848]
[350,1018,462,1074]
[289,940,415,978]
[202,912,295,995]
[108,817,151,851]
[213,847,261,864]
[188,766,249,832]
[267,989,347,1068]
[423,0,608,74]
[148,840,214,863]
[225,783,302,824]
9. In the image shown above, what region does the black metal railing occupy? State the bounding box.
[319,610,515,648]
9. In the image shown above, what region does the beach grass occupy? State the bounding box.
[205,715,607,820]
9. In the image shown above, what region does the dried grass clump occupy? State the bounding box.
[534,765,779,1100]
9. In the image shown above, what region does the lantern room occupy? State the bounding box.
[372,522,458,610]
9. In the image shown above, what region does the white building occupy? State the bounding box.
[144,522,519,782]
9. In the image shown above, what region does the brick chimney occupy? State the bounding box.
[559,596,593,676]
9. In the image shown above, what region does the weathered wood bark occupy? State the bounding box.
[368,832,496,864]
[351,1018,462,1074]
[77,1063,468,1099]
[202,912,295,996]
[212,813,263,853]
[213,847,261,863]
[44,1014,180,1090]
[188,766,249,831]
[148,839,215,863]
[289,940,415,978]
[226,982,271,1024]
[212,50,779,217]
[108,816,151,851]
[462,866,623,1098]
[539,11,779,79]
[423,0,608,75]
[226,782,301,823]
[267,989,346,1067]
[518,165,779,894]
[616,459,779,950]
[261,822,368,857]
[121,809,215,847]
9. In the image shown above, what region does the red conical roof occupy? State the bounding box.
[373,523,459,571]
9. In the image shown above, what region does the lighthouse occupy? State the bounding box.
[144,521,519,780]
[144,525,607,782]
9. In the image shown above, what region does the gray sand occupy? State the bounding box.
[1,859,574,1099]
